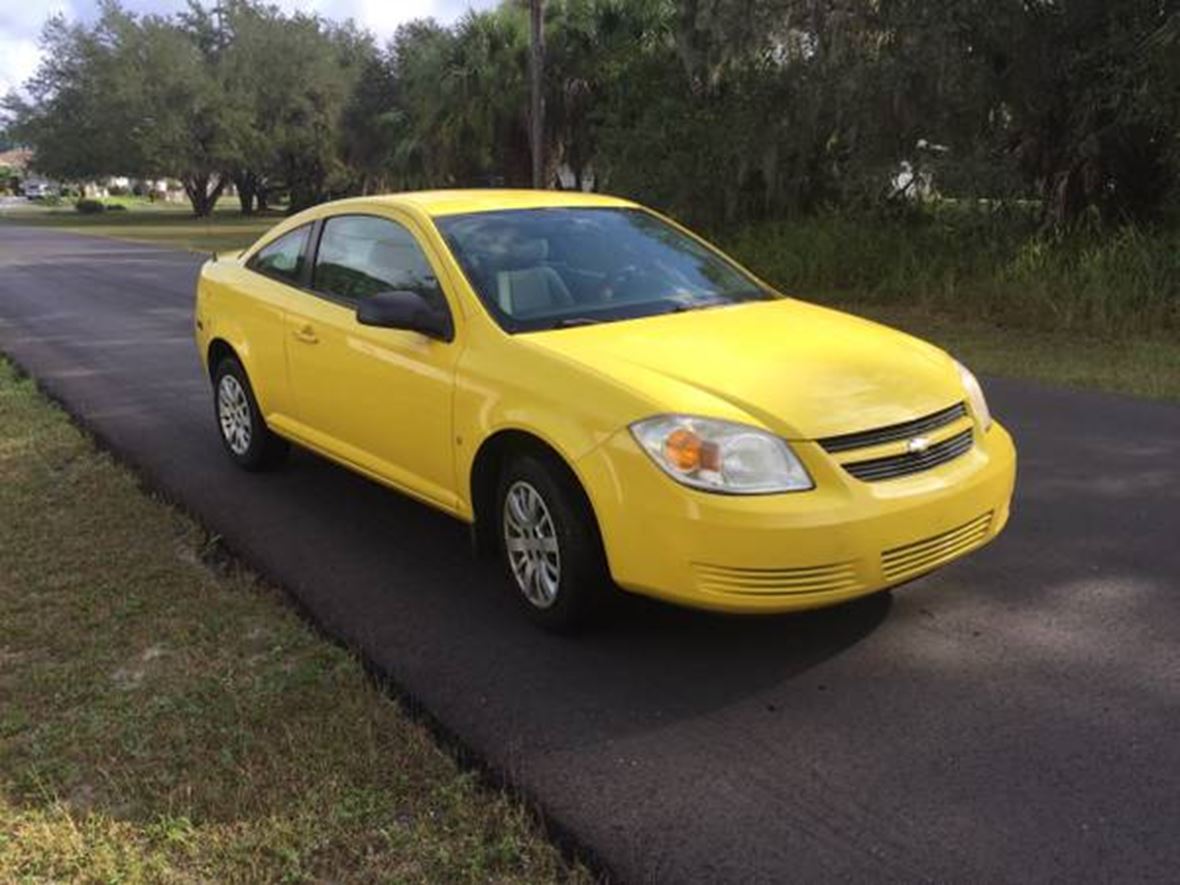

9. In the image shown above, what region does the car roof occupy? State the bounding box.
[330,189,638,218]
[237,189,644,262]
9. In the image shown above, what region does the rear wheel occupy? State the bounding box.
[212,355,288,471]
[496,453,609,631]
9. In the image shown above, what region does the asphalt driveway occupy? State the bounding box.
[2,226,1179,883]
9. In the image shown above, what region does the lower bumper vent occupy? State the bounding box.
[694,561,861,597]
[882,512,993,582]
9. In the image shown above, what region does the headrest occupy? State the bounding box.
[505,236,548,267]
[466,226,548,270]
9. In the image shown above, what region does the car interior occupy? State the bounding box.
[441,208,767,328]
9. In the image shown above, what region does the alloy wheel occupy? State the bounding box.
[503,480,562,608]
[217,374,253,456]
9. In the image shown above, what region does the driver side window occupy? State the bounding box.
[312,215,446,313]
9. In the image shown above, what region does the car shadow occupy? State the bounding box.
[244,445,893,757]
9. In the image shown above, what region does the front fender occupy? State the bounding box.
[452,337,649,520]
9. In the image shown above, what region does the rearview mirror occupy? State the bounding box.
[356,290,453,341]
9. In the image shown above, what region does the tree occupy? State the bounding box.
[5,9,147,183]
[340,50,402,195]
[902,0,1180,225]
[386,7,532,188]
[8,0,373,216]
[6,3,237,216]
[6,0,1179,225]
[130,14,238,216]
[183,0,372,213]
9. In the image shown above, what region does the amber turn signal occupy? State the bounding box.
[664,428,721,472]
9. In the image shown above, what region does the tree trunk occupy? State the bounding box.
[233,171,257,215]
[1041,163,1085,230]
[183,173,226,218]
[529,0,545,189]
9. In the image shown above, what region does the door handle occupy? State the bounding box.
[292,324,318,344]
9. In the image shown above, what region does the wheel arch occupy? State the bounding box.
[468,428,605,561]
[206,338,240,380]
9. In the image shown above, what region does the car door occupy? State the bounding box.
[283,212,462,512]
[232,222,315,421]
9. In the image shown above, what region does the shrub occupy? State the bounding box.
[74,198,106,214]
[106,203,127,212]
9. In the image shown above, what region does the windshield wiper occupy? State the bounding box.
[666,291,770,313]
[667,298,728,313]
[551,316,604,328]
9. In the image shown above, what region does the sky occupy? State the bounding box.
[0,0,498,98]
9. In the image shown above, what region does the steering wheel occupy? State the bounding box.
[600,264,642,300]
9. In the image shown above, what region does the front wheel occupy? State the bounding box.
[212,355,288,471]
[496,453,609,632]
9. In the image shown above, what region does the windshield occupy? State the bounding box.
[435,207,776,332]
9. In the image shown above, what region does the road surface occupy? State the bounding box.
[2,226,1178,883]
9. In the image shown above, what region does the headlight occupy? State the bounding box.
[955,360,992,431]
[630,415,813,494]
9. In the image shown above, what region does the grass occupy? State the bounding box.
[0,359,588,883]
[0,198,274,253]
[725,207,1180,336]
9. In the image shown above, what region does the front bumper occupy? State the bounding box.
[577,421,1016,613]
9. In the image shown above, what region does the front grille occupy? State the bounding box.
[819,402,968,454]
[843,428,974,482]
[882,512,993,581]
[694,561,861,597]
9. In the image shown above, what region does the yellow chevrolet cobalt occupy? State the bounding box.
[195,190,1016,630]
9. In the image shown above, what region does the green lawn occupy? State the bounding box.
[2,201,1176,401]
[0,198,274,253]
[0,360,587,883]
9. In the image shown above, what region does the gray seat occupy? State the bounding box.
[489,236,574,316]
[496,265,574,316]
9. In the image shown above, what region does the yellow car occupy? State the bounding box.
[195,190,1016,629]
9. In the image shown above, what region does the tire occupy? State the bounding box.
[212,355,289,471]
[496,452,609,632]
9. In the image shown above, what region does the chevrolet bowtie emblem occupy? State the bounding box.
[906,435,932,455]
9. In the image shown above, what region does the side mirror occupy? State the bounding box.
[356,290,453,341]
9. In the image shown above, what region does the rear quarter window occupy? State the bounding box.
[247,225,311,284]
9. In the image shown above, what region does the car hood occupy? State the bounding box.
[523,299,965,440]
